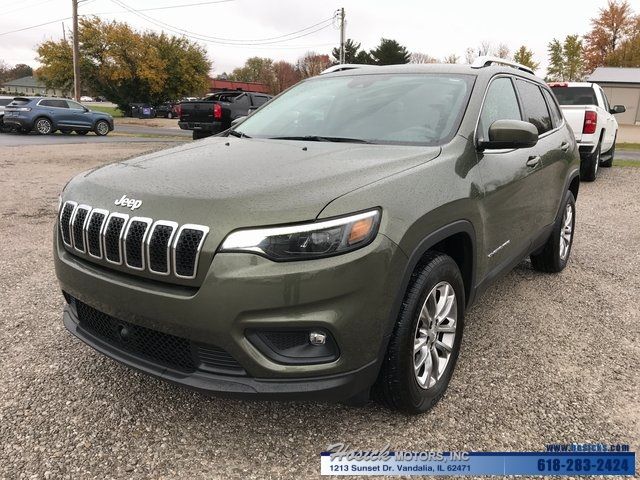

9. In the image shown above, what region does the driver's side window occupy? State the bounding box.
[479,77,521,141]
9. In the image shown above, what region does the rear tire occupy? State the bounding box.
[580,143,600,182]
[374,252,465,414]
[600,134,615,168]
[530,190,576,273]
[34,117,53,135]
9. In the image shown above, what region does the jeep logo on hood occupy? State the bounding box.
[114,194,142,211]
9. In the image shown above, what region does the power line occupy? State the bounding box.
[109,0,335,45]
[0,0,234,36]
[0,1,334,45]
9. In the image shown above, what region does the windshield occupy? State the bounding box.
[235,73,474,145]
[551,86,598,106]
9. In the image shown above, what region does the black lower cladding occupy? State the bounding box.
[73,298,244,375]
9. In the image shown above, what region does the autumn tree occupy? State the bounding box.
[296,52,331,78]
[604,15,640,66]
[369,38,410,65]
[546,36,584,81]
[229,57,276,91]
[513,46,540,72]
[0,62,34,83]
[410,52,438,64]
[583,0,636,71]
[36,17,210,110]
[272,60,300,94]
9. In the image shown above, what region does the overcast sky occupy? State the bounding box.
[0,0,610,75]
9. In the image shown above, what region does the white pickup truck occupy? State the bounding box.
[549,82,626,181]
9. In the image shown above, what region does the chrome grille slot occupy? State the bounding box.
[147,221,178,275]
[86,209,108,259]
[59,200,209,280]
[71,205,90,253]
[103,213,128,264]
[59,201,77,246]
[174,225,209,279]
[124,217,152,270]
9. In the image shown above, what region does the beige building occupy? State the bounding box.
[588,67,640,126]
[1,76,70,98]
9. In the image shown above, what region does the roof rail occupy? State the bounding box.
[320,64,375,75]
[471,56,535,75]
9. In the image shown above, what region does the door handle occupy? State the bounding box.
[560,142,570,151]
[526,155,541,167]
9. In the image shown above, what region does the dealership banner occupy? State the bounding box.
[320,444,635,476]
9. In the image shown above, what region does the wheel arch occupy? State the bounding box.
[388,220,476,327]
[33,115,55,132]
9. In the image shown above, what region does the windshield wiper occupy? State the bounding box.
[268,135,371,144]
[228,130,251,138]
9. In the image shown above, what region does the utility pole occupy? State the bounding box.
[71,0,81,101]
[339,8,345,64]
[62,22,66,43]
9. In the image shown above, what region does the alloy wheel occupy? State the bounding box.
[36,119,52,135]
[413,281,457,389]
[96,121,109,135]
[559,203,573,260]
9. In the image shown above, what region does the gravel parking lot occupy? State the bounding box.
[1,143,638,479]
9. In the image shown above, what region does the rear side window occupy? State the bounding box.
[551,86,598,106]
[515,80,552,135]
[541,88,563,128]
[479,77,521,141]
[40,99,68,108]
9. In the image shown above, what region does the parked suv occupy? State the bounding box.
[4,97,114,135]
[54,58,579,413]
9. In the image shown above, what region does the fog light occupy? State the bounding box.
[309,331,326,345]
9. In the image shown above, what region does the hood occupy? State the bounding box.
[65,136,440,236]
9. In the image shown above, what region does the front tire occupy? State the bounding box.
[580,143,600,182]
[374,252,465,414]
[530,190,576,273]
[94,120,110,136]
[34,117,53,135]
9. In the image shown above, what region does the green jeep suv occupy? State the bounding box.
[54,60,580,413]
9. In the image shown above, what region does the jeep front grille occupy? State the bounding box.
[59,201,209,280]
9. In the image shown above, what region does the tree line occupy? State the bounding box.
[30,0,640,106]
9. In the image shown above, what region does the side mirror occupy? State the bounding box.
[231,116,247,127]
[247,107,258,116]
[478,119,538,150]
[610,105,626,114]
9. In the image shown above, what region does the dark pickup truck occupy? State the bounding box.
[178,91,271,139]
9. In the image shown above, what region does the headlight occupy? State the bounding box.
[220,209,381,261]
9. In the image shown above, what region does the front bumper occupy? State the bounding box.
[63,302,379,400]
[55,226,407,400]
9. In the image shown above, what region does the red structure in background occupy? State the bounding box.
[208,78,269,94]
